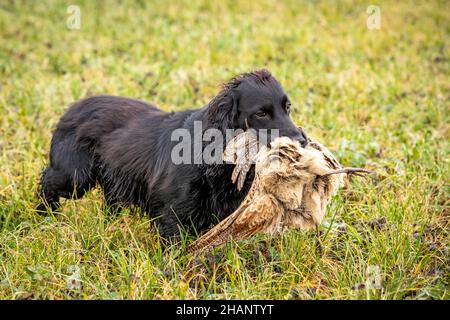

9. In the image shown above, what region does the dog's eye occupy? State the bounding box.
[285,101,291,113]
[255,110,268,118]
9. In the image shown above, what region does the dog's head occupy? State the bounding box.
[207,69,308,147]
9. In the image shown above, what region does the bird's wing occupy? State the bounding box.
[223,129,259,163]
[188,193,280,252]
[223,129,264,191]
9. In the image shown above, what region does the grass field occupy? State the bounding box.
[0,0,448,299]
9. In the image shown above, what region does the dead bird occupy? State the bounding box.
[188,131,371,252]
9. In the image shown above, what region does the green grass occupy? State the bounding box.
[0,0,449,299]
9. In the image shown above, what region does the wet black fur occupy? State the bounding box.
[37,69,307,237]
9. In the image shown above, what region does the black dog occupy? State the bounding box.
[37,69,307,237]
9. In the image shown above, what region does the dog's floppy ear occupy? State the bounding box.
[206,89,239,131]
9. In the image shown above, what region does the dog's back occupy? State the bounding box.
[56,95,162,149]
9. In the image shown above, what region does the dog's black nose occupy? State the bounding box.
[293,128,308,148]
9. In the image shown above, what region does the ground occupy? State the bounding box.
[0,0,448,299]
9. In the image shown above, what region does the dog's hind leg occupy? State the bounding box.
[36,166,67,212]
[36,165,95,212]
[36,138,96,213]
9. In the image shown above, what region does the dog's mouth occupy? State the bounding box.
[266,127,308,148]
[294,127,309,148]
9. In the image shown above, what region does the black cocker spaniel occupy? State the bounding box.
[37,69,308,237]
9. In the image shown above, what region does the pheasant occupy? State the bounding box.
[188,130,370,252]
